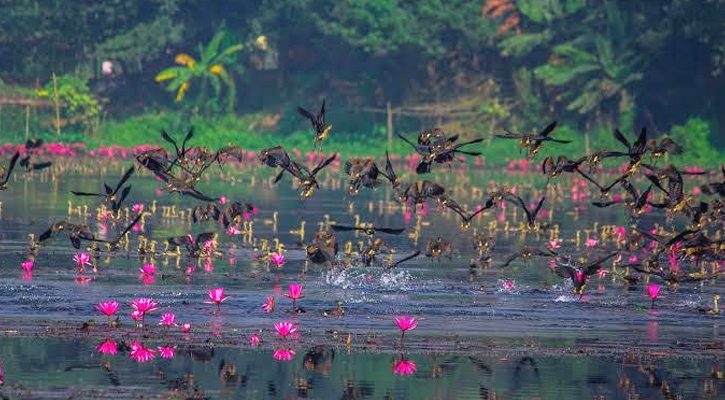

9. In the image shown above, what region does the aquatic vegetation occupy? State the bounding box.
[97,301,120,325]
[159,313,177,328]
[96,339,118,355]
[272,348,295,361]
[262,296,275,313]
[205,287,231,312]
[283,283,304,308]
[157,345,176,359]
[72,252,92,269]
[393,359,416,376]
[393,316,418,337]
[129,342,156,363]
[249,333,261,347]
[647,285,661,308]
[274,321,298,339]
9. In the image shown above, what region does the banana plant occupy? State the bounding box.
[532,2,646,125]
[155,31,244,114]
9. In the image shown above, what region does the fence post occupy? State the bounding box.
[25,104,30,140]
[53,72,61,136]
[386,101,393,150]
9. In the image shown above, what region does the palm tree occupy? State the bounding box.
[155,31,244,114]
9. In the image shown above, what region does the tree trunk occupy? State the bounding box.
[386,101,393,150]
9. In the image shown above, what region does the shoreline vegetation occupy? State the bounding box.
[0,113,721,166]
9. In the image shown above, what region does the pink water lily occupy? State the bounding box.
[21,260,34,272]
[274,321,298,338]
[393,316,418,337]
[129,342,156,363]
[96,339,118,355]
[647,284,661,307]
[249,333,261,346]
[181,323,192,333]
[271,252,285,267]
[73,252,92,269]
[284,284,304,308]
[97,301,119,324]
[393,359,417,375]
[262,296,275,313]
[132,204,144,213]
[157,345,176,359]
[205,287,231,312]
[272,348,295,361]
[131,298,158,314]
[159,313,177,328]
[584,238,598,248]
[502,280,514,291]
[548,239,561,250]
[138,263,156,276]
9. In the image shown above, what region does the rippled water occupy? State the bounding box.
[0,162,722,398]
[1,337,722,399]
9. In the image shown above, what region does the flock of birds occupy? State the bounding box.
[1,100,723,311]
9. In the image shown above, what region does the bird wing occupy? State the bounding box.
[1,152,20,183]
[391,251,421,269]
[113,166,135,195]
[311,154,337,176]
[584,252,619,275]
[376,227,406,235]
[538,121,558,138]
[613,128,631,150]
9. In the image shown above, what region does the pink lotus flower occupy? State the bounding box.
[393,316,418,336]
[274,321,298,338]
[502,280,514,291]
[262,296,275,313]
[249,333,261,346]
[21,260,34,272]
[159,313,177,328]
[271,252,285,267]
[205,287,231,312]
[96,339,118,355]
[548,239,561,250]
[219,196,228,205]
[628,256,638,263]
[129,342,156,363]
[97,301,119,324]
[131,298,158,314]
[393,359,417,375]
[598,269,607,279]
[132,204,144,213]
[130,310,144,326]
[284,284,304,307]
[157,345,176,359]
[226,225,241,235]
[584,238,598,248]
[181,323,192,333]
[138,263,156,276]
[647,284,661,307]
[73,252,92,269]
[273,348,296,361]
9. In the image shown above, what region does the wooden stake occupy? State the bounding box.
[53,72,61,136]
[25,104,30,140]
[386,101,393,150]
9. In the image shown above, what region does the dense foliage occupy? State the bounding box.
[0,0,722,162]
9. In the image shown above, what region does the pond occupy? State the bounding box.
[0,159,722,399]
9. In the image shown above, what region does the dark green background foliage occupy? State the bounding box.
[0,0,722,163]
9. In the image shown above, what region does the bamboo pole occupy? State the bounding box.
[52,72,61,136]
[25,104,30,140]
[386,101,393,150]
